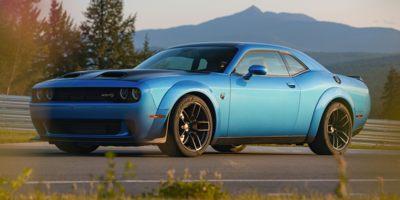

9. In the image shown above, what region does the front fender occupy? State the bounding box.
[306,87,355,143]
[154,80,220,134]
[157,80,219,112]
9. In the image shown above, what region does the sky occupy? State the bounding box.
[38,0,400,31]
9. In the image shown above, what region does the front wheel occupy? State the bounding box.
[158,95,213,157]
[54,142,99,154]
[309,102,353,155]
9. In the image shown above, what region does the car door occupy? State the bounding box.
[228,51,300,137]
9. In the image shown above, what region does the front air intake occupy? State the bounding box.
[45,119,122,135]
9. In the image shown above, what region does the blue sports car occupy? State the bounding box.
[30,42,370,157]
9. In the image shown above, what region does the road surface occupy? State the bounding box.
[0,142,399,195]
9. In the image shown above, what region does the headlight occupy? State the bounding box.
[45,89,54,101]
[119,88,129,100]
[36,89,45,101]
[130,88,141,102]
[118,88,140,102]
[32,88,53,102]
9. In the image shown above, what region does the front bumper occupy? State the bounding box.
[30,100,167,146]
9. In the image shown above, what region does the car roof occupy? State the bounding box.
[170,42,330,72]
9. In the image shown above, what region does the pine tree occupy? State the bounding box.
[0,0,42,95]
[41,0,83,79]
[381,68,400,120]
[135,33,154,66]
[80,0,136,69]
[141,34,154,59]
[142,34,151,56]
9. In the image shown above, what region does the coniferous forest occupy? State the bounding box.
[0,0,153,96]
[381,68,400,120]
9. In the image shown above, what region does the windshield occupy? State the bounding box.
[136,46,238,72]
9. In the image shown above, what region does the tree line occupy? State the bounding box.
[381,68,400,120]
[0,0,153,95]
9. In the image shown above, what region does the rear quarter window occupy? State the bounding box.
[282,54,308,76]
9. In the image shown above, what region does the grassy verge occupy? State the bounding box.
[0,129,36,144]
[1,152,399,200]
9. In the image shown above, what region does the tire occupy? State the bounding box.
[212,144,246,153]
[54,142,99,154]
[158,95,213,157]
[309,102,353,155]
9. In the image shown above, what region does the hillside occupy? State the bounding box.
[135,6,400,53]
[133,5,400,117]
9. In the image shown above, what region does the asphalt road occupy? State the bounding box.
[0,142,399,196]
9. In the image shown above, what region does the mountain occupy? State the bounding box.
[135,6,400,53]
[307,52,392,66]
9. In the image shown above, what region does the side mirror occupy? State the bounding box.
[244,65,267,80]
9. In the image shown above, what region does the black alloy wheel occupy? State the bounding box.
[309,102,353,155]
[158,95,213,157]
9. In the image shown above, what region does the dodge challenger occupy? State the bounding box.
[30,42,370,157]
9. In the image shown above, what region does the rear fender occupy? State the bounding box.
[307,87,355,143]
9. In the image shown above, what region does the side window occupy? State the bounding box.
[263,52,289,76]
[283,54,308,75]
[198,59,208,70]
[235,53,265,75]
[235,51,289,76]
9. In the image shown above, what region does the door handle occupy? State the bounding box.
[287,82,296,88]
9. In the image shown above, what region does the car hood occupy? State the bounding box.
[58,69,207,82]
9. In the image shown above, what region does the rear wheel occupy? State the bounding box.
[309,102,353,155]
[158,95,213,157]
[212,144,246,153]
[54,142,98,154]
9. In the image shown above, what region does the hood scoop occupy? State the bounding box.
[62,72,83,78]
[97,71,128,78]
[61,70,101,79]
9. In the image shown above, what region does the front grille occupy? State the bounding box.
[52,88,122,102]
[32,87,140,103]
[45,119,122,135]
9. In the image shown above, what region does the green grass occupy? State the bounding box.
[3,190,400,200]
[2,167,399,200]
[1,152,399,200]
[0,129,37,144]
